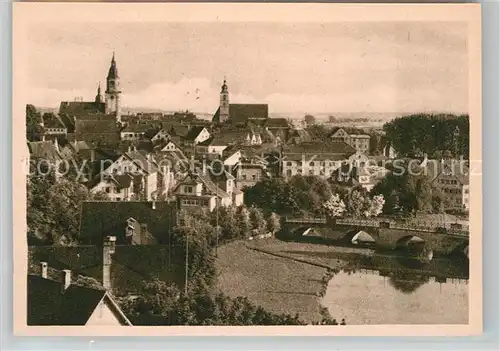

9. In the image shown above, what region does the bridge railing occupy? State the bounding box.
[284,216,469,236]
[445,229,469,237]
[335,218,380,227]
[284,217,327,224]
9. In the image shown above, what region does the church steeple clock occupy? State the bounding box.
[105,52,122,123]
[219,77,229,123]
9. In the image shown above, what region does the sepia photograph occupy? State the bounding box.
[13,3,482,336]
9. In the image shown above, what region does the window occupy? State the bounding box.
[251,174,256,180]
[114,188,120,194]
[242,174,247,180]
[309,161,315,166]
[105,187,110,193]
[309,169,314,175]
[185,186,193,193]
[464,188,469,194]
[286,170,292,177]
[287,161,293,166]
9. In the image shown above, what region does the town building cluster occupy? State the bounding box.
[28,54,470,214]
[26,53,470,325]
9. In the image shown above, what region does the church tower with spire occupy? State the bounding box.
[94,82,102,104]
[105,52,122,123]
[219,77,229,123]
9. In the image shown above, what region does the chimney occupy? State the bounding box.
[90,148,96,163]
[103,236,116,291]
[40,261,48,279]
[61,269,71,293]
[53,138,59,152]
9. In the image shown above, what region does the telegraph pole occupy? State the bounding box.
[216,194,219,257]
[184,228,189,295]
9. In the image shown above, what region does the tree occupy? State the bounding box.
[45,180,94,244]
[323,194,346,218]
[237,206,253,238]
[244,178,300,215]
[27,174,109,245]
[383,114,469,158]
[345,189,370,218]
[371,161,435,216]
[249,206,267,234]
[403,174,433,216]
[266,212,281,234]
[219,206,240,240]
[304,114,316,126]
[27,171,57,244]
[383,191,401,215]
[26,104,44,142]
[364,194,385,217]
[121,287,307,326]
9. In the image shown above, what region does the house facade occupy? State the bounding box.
[281,142,357,179]
[90,174,136,201]
[174,172,241,213]
[120,124,151,141]
[100,149,159,201]
[421,156,470,212]
[330,128,371,154]
[234,163,265,189]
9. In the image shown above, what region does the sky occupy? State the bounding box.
[26,22,469,115]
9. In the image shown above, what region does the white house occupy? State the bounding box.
[223,149,243,167]
[184,126,211,145]
[90,173,135,201]
[100,149,159,201]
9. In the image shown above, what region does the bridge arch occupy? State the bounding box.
[395,235,426,248]
[290,226,314,237]
[344,230,376,245]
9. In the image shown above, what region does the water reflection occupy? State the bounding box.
[387,270,431,294]
[321,269,468,325]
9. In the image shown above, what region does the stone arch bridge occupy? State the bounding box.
[282,217,469,255]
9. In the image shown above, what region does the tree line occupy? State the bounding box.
[383,114,469,158]
[244,175,384,219]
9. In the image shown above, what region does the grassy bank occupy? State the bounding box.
[215,241,329,323]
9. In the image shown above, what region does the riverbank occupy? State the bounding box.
[247,238,469,280]
[215,238,468,324]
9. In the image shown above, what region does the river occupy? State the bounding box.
[321,269,469,325]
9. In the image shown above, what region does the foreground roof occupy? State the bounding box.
[27,274,131,326]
